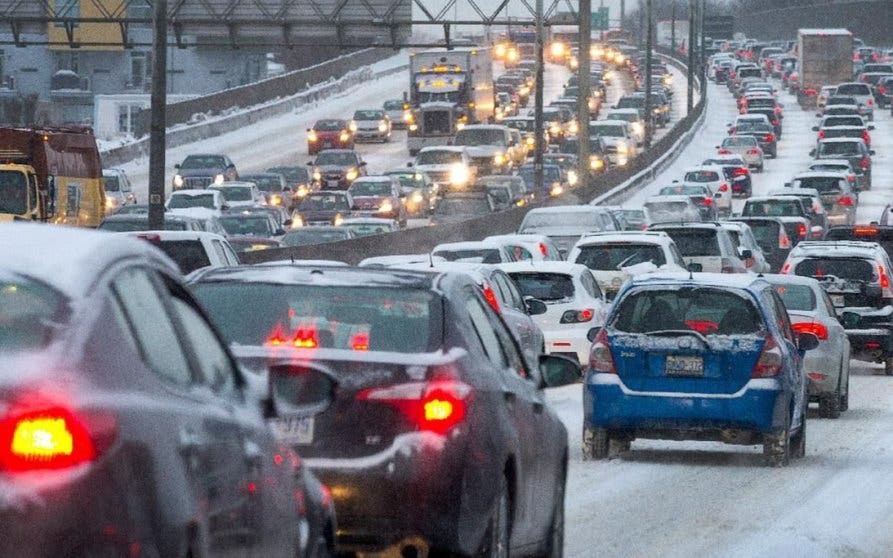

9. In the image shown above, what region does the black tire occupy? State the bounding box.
[841,359,850,412]
[757,164,764,173]
[608,438,631,458]
[478,476,510,558]
[819,392,841,419]
[582,424,609,460]
[885,356,893,376]
[543,465,566,558]
[792,411,806,459]
[763,413,791,467]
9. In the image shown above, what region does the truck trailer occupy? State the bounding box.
[797,28,853,107]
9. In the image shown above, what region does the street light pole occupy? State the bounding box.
[644,0,653,148]
[578,0,591,187]
[533,0,544,194]
[148,0,168,230]
[687,0,695,114]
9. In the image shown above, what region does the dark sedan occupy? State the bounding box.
[293,190,353,227]
[0,224,312,558]
[189,264,578,557]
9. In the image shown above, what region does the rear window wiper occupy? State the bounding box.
[645,329,709,347]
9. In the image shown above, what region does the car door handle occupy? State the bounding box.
[532,400,544,414]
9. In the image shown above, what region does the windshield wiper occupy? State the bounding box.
[616,251,644,270]
[646,329,709,346]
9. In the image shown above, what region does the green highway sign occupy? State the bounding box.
[591,7,609,31]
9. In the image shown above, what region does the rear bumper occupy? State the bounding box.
[542,326,591,365]
[802,342,844,396]
[845,327,893,358]
[583,373,788,436]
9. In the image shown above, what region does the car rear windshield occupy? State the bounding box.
[350,181,392,197]
[823,128,863,140]
[794,258,875,282]
[742,199,802,217]
[818,142,861,156]
[575,243,666,270]
[218,216,274,237]
[345,223,392,236]
[282,229,350,246]
[268,167,309,183]
[823,117,863,128]
[659,185,707,196]
[723,136,757,147]
[433,248,503,264]
[791,177,845,193]
[521,211,603,229]
[770,282,816,312]
[383,100,403,110]
[0,274,68,352]
[662,230,720,256]
[827,96,857,106]
[836,84,871,96]
[612,287,762,335]
[434,197,491,216]
[152,240,212,274]
[191,284,441,352]
[508,273,576,302]
[825,228,893,258]
[168,193,216,209]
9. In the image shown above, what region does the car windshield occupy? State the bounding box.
[770,282,816,312]
[150,240,212,274]
[607,112,637,122]
[519,166,562,183]
[315,152,358,166]
[268,167,310,183]
[282,229,350,246]
[454,129,507,146]
[792,177,845,193]
[0,274,68,353]
[417,151,463,165]
[575,243,667,270]
[243,176,283,192]
[181,155,226,169]
[617,97,645,108]
[350,181,392,197]
[742,200,802,217]
[300,194,350,211]
[103,175,120,192]
[314,120,345,131]
[383,100,404,110]
[509,273,576,302]
[167,193,217,209]
[191,284,440,352]
[723,136,757,147]
[214,187,253,202]
[663,230,720,256]
[344,223,393,237]
[433,248,503,264]
[0,171,28,215]
[684,171,720,183]
[387,173,424,189]
[354,110,383,120]
[434,197,491,216]
[218,215,274,237]
[591,125,626,137]
[521,211,602,229]
[99,218,190,232]
[836,84,871,96]
[613,287,762,335]
[794,258,874,281]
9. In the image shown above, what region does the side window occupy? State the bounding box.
[112,267,193,385]
[668,244,686,267]
[211,240,228,264]
[581,269,604,300]
[223,243,240,265]
[494,273,523,311]
[465,295,508,370]
[764,291,794,342]
[106,294,140,356]
[482,300,531,379]
[170,296,237,396]
[820,290,837,317]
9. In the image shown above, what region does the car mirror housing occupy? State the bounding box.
[539,354,581,388]
[739,248,753,260]
[796,332,820,352]
[586,326,603,342]
[265,363,337,420]
[841,311,861,329]
[524,297,548,316]
[687,262,703,273]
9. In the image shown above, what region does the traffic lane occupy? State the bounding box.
[855,104,893,223]
[549,360,893,557]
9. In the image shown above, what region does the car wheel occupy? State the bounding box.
[885,356,893,376]
[543,465,566,558]
[582,424,609,460]
[478,475,510,558]
[791,411,806,459]
[841,358,850,412]
[757,164,764,173]
[763,413,791,467]
[819,392,841,419]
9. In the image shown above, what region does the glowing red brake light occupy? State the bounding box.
[719,183,729,192]
[733,167,749,176]
[863,131,871,143]
[765,134,775,142]
[589,328,616,374]
[539,243,548,256]
[292,328,319,349]
[798,223,807,239]
[781,262,791,274]
[867,98,874,105]
[860,158,870,169]
[703,197,713,206]
[718,149,731,155]
[879,265,889,289]
[837,195,854,207]
[0,408,113,472]
[752,335,783,378]
[135,233,162,242]
[792,322,828,340]
[747,149,760,155]
[817,130,825,139]
[879,86,887,95]
[854,226,879,235]
[772,118,779,125]
[358,375,470,434]
[779,229,792,250]
[482,283,501,313]
[847,174,855,182]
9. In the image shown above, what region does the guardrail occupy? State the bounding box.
[241,50,709,265]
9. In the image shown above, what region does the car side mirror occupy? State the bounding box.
[538,354,581,388]
[524,297,548,316]
[307,161,314,166]
[407,162,414,167]
[870,150,876,156]
[739,248,753,259]
[841,311,861,329]
[360,161,368,166]
[811,126,819,131]
[283,219,293,227]
[221,203,230,211]
[687,262,703,273]
[809,149,816,157]
[863,284,882,298]
[796,332,820,352]
[264,363,337,420]
[869,124,876,130]
[586,326,603,342]
[816,113,822,117]
[275,228,287,236]
[174,163,181,169]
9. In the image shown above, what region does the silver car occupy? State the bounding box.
[717,135,764,171]
[835,82,876,120]
[719,221,771,273]
[786,172,857,226]
[765,274,851,418]
[351,108,392,142]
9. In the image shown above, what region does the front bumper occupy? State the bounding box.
[355,128,389,140]
[584,373,788,437]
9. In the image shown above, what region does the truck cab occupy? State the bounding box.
[0,163,40,222]
[407,102,459,156]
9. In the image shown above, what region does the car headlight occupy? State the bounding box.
[339,131,351,143]
[173,174,184,187]
[456,121,466,131]
[526,136,535,147]
[378,121,388,132]
[349,121,358,132]
[617,156,629,167]
[409,123,419,132]
[449,164,470,186]
[411,191,424,204]
[568,121,579,135]
[307,130,318,142]
[378,200,394,213]
[590,157,605,170]
[493,152,506,166]
[270,194,283,206]
[616,141,629,154]
[550,182,564,197]
[345,168,359,181]
[295,185,309,198]
[214,174,225,185]
[550,42,566,59]
[632,122,644,135]
[404,111,414,123]
[333,213,344,226]
[105,196,119,209]
[312,170,322,181]
[292,214,304,228]
[495,43,506,58]
[567,170,578,185]
[549,124,561,136]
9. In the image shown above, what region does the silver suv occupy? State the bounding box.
[835,82,876,120]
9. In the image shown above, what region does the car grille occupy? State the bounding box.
[605,146,618,154]
[427,170,450,183]
[471,157,494,174]
[184,176,213,188]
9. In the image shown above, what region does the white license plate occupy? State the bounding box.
[327,180,339,188]
[269,416,314,445]
[323,142,333,148]
[831,294,846,307]
[665,355,704,376]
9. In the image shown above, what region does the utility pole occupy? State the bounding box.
[620,0,625,23]
[671,2,676,50]
[533,0,544,195]
[687,0,695,114]
[578,0,592,187]
[644,0,653,148]
[699,0,706,96]
[148,0,168,230]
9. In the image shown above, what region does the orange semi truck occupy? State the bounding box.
[0,126,105,227]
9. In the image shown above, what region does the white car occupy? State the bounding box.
[566,231,687,300]
[589,119,637,166]
[499,261,608,366]
[165,189,229,218]
[123,230,240,274]
[681,165,732,217]
[431,240,515,263]
[764,274,850,418]
[102,168,137,214]
[358,254,445,267]
[518,205,621,257]
[718,221,771,273]
[412,146,475,190]
[835,82,875,120]
[603,108,645,146]
[210,182,266,208]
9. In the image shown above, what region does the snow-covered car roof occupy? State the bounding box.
[768,188,822,198]
[789,241,884,259]
[1,223,178,299]
[497,261,591,276]
[458,124,509,131]
[418,146,466,154]
[817,125,868,132]
[743,195,807,203]
[358,254,443,267]
[212,181,256,188]
[606,108,641,116]
[575,231,674,246]
[644,194,699,203]
[433,240,504,251]
[682,164,725,174]
[169,189,222,197]
[790,171,850,179]
[525,204,608,215]
[628,272,763,291]
[591,119,629,127]
[807,158,853,167]
[650,222,723,231]
[350,176,393,183]
[121,230,228,242]
[339,217,396,225]
[759,273,824,288]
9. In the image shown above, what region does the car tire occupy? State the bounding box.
[885,356,893,376]
[791,411,806,459]
[582,424,609,460]
[757,164,764,173]
[543,464,566,558]
[478,475,510,558]
[763,413,791,467]
[841,358,850,412]
[819,393,841,419]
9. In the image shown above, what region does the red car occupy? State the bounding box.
[307,119,354,155]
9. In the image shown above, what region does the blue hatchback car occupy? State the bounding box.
[583,273,819,466]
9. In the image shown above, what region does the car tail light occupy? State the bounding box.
[718,149,731,155]
[733,167,749,176]
[703,197,713,206]
[860,157,870,169]
[560,308,594,324]
[798,223,807,239]
[779,227,792,250]
[879,86,887,95]
[292,328,319,349]
[739,108,746,114]
[866,341,882,350]
[863,130,871,143]
[780,262,791,274]
[772,118,779,125]
[847,174,856,183]
[867,98,874,106]
[358,376,471,435]
[589,328,616,374]
[135,233,162,243]
[747,149,760,155]
[792,322,828,340]
[862,75,869,82]
[765,134,775,142]
[0,407,115,472]
[817,130,825,139]
[752,335,783,378]
[774,107,782,114]
[730,72,736,79]
[855,226,879,235]
[729,127,736,133]
[539,243,548,256]
[837,195,855,207]
[719,183,729,192]
[482,283,501,314]
[879,265,889,289]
